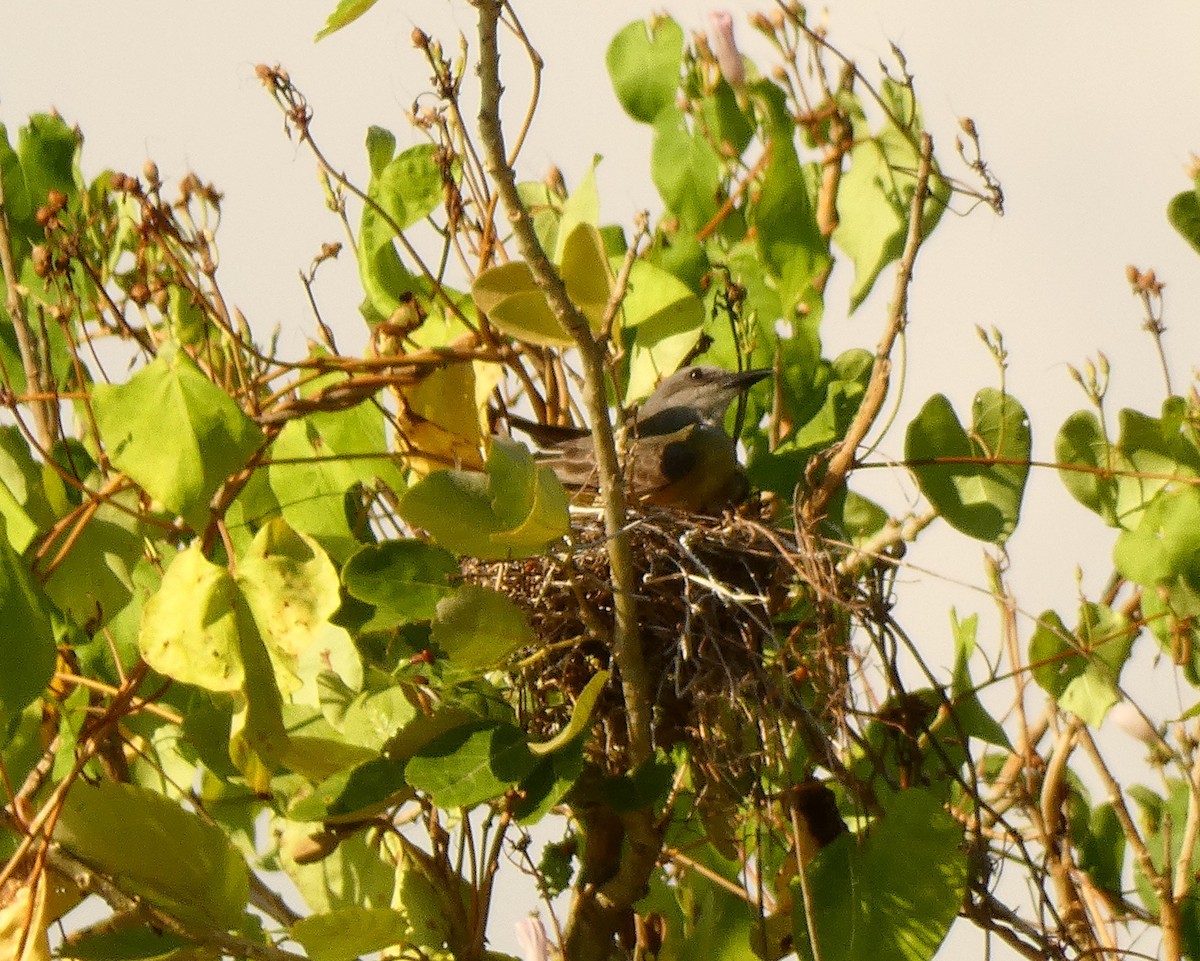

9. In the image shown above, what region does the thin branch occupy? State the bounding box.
[0,168,55,448]
[471,0,650,765]
[804,132,934,521]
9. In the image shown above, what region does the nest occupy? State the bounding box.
[463,501,867,794]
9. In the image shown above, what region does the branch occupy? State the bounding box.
[0,167,56,448]
[470,0,650,765]
[804,132,934,522]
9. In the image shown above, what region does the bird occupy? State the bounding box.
[525,365,770,512]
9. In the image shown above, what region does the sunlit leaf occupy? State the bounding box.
[292,907,408,961]
[399,362,485,478]
[288,756,412,825]
[793,791,966,961]
[430,585,535,670]
[906,389,1030,543]
[277,821,395,914]
[1056,410,1118,525]
[56,781,249,930]
[949,610,1011,750]
[553,160,601,263]
[92,343,264,532]
[1114,486,1200,586]
[559,222,613,328]
[471,261,574,347]
[315,0,381,41]
[139,545,243,692]
[236,519,342,696]
[405,721,535,809]
[1028,604,1135,726]
[399,439,567,559]
[651,110,721,231]
[341,539,459,630]
[606,17,684,124]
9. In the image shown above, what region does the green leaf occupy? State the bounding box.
[229,609,288,792]
[1028,604,1135,726]
[356,141,443,318]
[651,109,721,231]
[1129,778,1200,949]
[1141,578,1200,686]
[369,143,442,232]
[1076,802,1125,897]
[470,261,575,347]
[553,160,601,263]
[0,520,56,734]
[342,540,459,631]
[1114,486,1200,586]
[606,17,684,124]
[486,437,571,550]
[292,907,408,961]
[398,439,568,559]
[792,791,966,961]
[139,545,244,692]
[44,515,142,629]
[1168,187,1200,256]
[288,756,412,824]
[514,742,585,824]
[750,87,827,311]
[92,343,264,531]
[0,123,32,243]
[700,79,754,158]
[268,421,366,565]
[404,721,535,809]
[529,670,610,756]
[559,222,614,329]
[1056,410,1118,525]
[0,426,54,553]
[235,520,343,696]
[431,585,535,671]
[619,259,705,404]
[1107,406,1200,532]
[337,685,419,753]
[18,113,79,208]
[949,610,1011,750]
[277,822,395,913]
[315,0,381,41]
[394,839,471,953]
[51,924,190,960]
[55,781,249,930]
[905,389,1031,543]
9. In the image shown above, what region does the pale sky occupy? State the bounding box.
[5,2,1200,957]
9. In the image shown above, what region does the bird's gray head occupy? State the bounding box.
[636,365,770,434]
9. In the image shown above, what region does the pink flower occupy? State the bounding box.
[515,916,550,961]
[1108,701,1158,746]
[709,11,746,88]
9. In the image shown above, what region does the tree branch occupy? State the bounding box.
[0,168,56,448]
[470,0,650,766]
[804,132,934,522]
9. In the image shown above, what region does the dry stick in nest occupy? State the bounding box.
[469,507,854,788]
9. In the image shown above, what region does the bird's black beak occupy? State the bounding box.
[726,368,771,390]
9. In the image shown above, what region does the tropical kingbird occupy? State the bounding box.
[530,366,770,512]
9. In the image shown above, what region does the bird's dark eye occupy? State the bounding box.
[688,369,703,380]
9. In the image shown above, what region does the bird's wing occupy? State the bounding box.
[503,411,591,446]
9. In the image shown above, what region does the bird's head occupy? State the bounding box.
[636,365,770,434]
